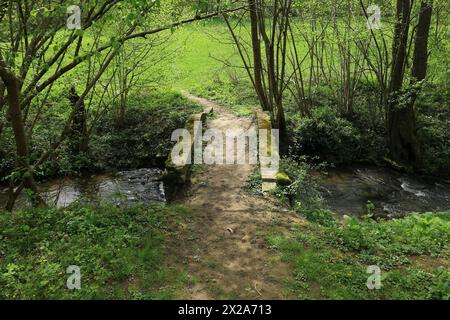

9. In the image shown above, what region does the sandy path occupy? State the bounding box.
[171,94,305,299]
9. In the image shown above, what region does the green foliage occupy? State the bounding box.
[428,268,450,300]
[244,166,263,195]
[268,210,450,299]
[366,201,376,218]
[0,204,190,299]
[288,107,362,164]
[299,208,337,227]
[328,213,450,259]
[90,90,202,170]
[416,83,450,178]
[348,87,387,163]
[273,157,324,209]
[0,89,201,179]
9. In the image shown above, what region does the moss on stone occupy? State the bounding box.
[276,171,292,186]
[255,110,274,157]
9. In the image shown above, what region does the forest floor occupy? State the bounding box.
[167,95,304,299]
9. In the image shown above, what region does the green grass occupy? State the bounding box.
[267,210,450,299]
[165,20,242,89]
[0,204,192,299]
[157,18,448,117]
[159,19,259,116]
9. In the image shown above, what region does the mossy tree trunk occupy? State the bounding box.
[0,59,46,211]
[387,0,433,169]
[387,0,420,168]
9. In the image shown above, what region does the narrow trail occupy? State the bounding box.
[170,94,305,299]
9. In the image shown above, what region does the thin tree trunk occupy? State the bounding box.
[68,86,88,154]
[0,62,45,210]
[248,0,269,111]
[0,79,5,144]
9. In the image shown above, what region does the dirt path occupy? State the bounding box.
[170,94,305,299]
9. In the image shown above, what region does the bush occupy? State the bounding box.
[288,106,361,164]
[416,83,450,178]
[88,90,202,171]
[299,208,337,227]
[428,268,450,300]
[244,166,263,195]
[274,157,324,209]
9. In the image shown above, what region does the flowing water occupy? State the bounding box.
[318,165,450,218]
[0,168,166,210]
[2,165,450,218]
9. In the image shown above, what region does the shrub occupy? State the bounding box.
[89,90,202,171]
[274,157,324,209]
[288,106,361,164]
[428,268,450,300]
[299,208,337,227]
[416,83,450,178]
[244,166,263,195]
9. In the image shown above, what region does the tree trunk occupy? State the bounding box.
[276,100,287,151]
[248,0,269,111]
[0,63,45,210]
[68,87,88,154]
[0,79,5,148]
[389,0,411,95]
[412,1,433,81]
[0,79,4,107]
[387,0,421,167]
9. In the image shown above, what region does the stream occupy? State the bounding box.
[1,165,450,219]
[0,168,166,210]
[319,165,450,218]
